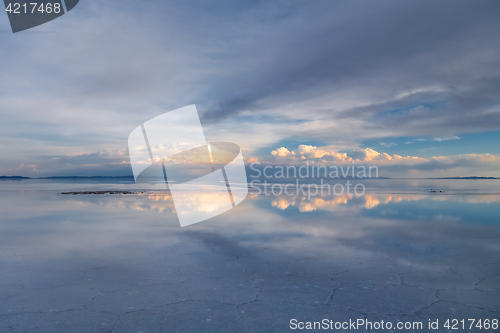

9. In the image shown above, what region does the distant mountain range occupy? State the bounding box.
[0,176,31,179]
[0,175,134,180]
[1,175,499,180]
[428,176,499,179]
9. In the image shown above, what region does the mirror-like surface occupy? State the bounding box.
[0,179,499,332]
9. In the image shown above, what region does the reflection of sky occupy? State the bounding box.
[61,179,499,225]
[0,181,499,319]
[0,186,498,269]
[1,180,499,258]
[24,186,499,228]
[362,199,500,225]
[261,193,500,228]
[0,190,491,223]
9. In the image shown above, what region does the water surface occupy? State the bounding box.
[0,179,499,332]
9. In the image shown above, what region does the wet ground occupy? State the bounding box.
[0,179,499,332]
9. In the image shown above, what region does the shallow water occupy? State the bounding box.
[0,179,499,332]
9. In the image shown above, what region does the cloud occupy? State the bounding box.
[1,0,500,176]
[15,164,38,172]
[271,145,351,163]
[5,149,133,177]
[433,136,460,142]
[268,145,424,164]
[260,145,500,177]
[379,142,397,147]
[271,147,293,158]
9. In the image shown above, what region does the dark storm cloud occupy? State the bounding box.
[200,0,500,127]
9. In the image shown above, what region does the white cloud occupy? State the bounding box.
[255,145,500,177]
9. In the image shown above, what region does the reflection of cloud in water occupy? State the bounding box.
[68,191,236,215]
[1,183,499,331]
[169,192,232,214]
[76,192,177,214]
[62,191,500,217]
[270,193,500,212]
[272,195,352,212]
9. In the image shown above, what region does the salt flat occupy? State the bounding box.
[0,179,499,332]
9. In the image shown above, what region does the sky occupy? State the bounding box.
[1,0,500,178]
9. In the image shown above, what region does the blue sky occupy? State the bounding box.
[1,0,500,177]
[361,131,500,158]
